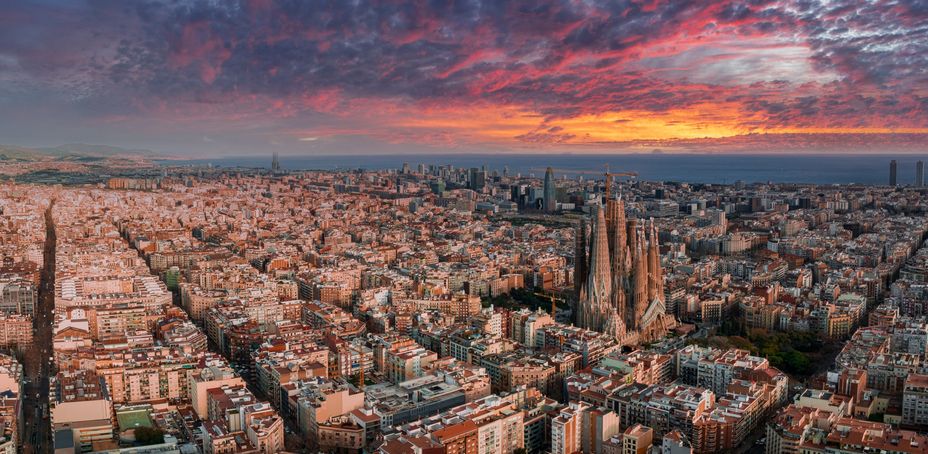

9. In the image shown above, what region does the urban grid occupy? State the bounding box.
[0,157,927,454]
[1,1,927,453]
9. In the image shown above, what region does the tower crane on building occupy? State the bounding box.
[603,164,638,199]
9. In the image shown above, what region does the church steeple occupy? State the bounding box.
[574,218,588,299]
[629,223,648,331]
[608,197,627,320]
[647,219,662,304]
[581,205,612,330]
[574,197,674,344]
[574,216,589,330]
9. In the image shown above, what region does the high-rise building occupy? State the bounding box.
[544,167,557,212]
[890,159,897,186]
[917,160,924,187]
[469,168,486,191]
[271,152,280,173]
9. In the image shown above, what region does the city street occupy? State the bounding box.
[21,202,55,454]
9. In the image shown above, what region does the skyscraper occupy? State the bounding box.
[543,167,557,212]
[469,168,486,191]
[917,161,924,187]
[271,152,280,173]
[890,160,897,186]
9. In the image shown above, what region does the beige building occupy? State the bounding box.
[623,424,654,454]
[50,371,114,451]
[551,402,585,454]
[188,361,246,418]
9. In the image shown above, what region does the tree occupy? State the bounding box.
[134,427,165,446]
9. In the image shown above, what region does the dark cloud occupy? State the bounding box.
[0,0,925,153]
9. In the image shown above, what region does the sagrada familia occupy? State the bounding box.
[574,196,677,346]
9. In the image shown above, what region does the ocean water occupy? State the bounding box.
[163,154,926,185]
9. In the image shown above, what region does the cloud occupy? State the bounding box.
[0,0,925,154]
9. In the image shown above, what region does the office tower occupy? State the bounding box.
[890,160,897,186]
[917,161,924,187]
[510,185,525,205]
[401,162,410,174]
[543,167,557,212]
[271,152,280,173]
[468,168,486,191]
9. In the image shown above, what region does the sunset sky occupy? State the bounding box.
[1,0,926,155]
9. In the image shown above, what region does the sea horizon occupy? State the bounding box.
[161,153,927,186]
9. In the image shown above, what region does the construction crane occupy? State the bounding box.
[533,291,561,318]
[530,167,600,176]
[603,164,638,198]
[529,165,637,197]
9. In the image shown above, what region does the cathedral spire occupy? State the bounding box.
[651,220,664,301]
[574,218,587,298]
[629,222,648,331]
[580,205,612,331]
[647,219,662,304]
[609,196,627,319]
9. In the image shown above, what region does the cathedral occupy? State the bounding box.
[575,196,677,345]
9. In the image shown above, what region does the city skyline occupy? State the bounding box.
[3,156,928,452]
[1,0,927,156]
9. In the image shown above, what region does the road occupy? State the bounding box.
[22,201,55,454]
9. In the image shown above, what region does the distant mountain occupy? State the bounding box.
[0,143,167,161]
[0,144,47,161]
[38,143,160,158]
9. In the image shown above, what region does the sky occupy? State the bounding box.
[0,0,926,156]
